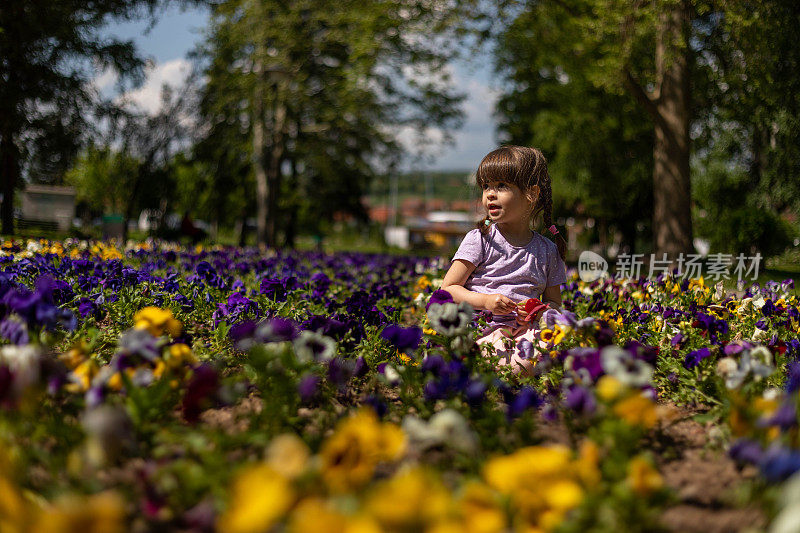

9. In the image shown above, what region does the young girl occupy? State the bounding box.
[441,146,568,374]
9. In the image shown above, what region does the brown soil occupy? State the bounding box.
[199,395,263,434]
[654,408,766,533]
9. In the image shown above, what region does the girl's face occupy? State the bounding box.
[481,180,536,224]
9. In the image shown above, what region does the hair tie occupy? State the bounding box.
[484,219,491,226]
[548,224,559,235]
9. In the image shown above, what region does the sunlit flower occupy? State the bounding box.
[293,331,337,363]
[483,445,590,531]
[627,456,663,496]
[133,307,182,337]
[66,359,100,393]
[600,346,653,387]
[364,467,452,531]
[266,434,310,480]
[402,409,478,454]
[320,409,405,492]
[613,393,658,429]
[596,375,624,402]
[32,492,125,533]
[288,498,349,533]
[427,302,473,336]
[217,464,294,533]
[0,476,29,533]
[454,481,506,533]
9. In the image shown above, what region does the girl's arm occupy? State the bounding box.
[441,259,516,314]
[541,284,562,310]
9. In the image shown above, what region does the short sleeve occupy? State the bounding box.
[452,229,484,267]
[546,240,567,286]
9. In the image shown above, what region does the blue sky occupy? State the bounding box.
[102,4,500,171]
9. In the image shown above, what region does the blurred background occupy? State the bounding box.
[1,1,799,270]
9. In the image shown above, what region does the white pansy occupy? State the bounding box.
[750,345,773,366]
[724,349,775,389]
[0,344,42,395]
[763,387,782,401]
[770,505,800,533]
[716,357,737,377]
[292,330,336,363]
[427,301,473,337]
[383,364,401,385]
[402,409,477,454]
[600,345,653,387]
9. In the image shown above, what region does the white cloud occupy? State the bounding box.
[93,67,119,93]
[116,58,192,115]
[423,64,501,171]
[391,59,502,171]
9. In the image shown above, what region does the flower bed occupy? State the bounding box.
[0,238,797,531]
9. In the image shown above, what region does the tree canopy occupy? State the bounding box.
[192,0,472,246]
[492,0,800,256]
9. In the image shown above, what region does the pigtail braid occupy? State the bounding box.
[476,215,491,235]
[533,149,567,262]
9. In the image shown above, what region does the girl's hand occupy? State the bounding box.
[482,293,517,315]
[515,298,549,325]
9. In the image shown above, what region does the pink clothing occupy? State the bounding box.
[476,323,549,376]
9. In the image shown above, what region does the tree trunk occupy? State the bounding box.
[283,156,298,248]
[237,205,250,247]
[652,2,693,257]
[122,158,151,242]
[253,87,269,249]
[265,90,287,249]
[0,134,18,235]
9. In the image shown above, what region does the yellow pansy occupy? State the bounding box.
[551,325,567,345]
[217,464,294,533]
[539,329,556,343]
[364,467,453,531]
[59,343,89,370]
[266,434,310,480]
[456,481,506,533]
[575,440,601,488]
[133,307,182,337]
[483,445,587,531]
[320,409,405,492]
[166,343,197,367]
[414,276,432,293]
[596,375,623,402]
[107,368,136,392]
[288,498,348,533]
[627,456,663,496]
[0,476,29,533]
[613,393,658,429]
[65,360,100,393]
[32,491,125,533]
[688,277,705,290]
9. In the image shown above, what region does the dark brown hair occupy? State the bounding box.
[475,145,567,261]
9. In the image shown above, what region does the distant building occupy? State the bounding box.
[385,211,475,252]
[20,185,75,231]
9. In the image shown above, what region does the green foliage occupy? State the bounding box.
[65,145,140,214]
[493,1,655,250]
[693,146,796,256]
[191,0,474,244]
